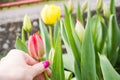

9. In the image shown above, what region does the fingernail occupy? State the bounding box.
[42,60,50,68]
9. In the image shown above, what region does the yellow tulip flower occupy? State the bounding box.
[41,4,61,25]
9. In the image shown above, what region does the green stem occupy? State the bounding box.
[27,32,30,39]
[96,10,100,15]
[21,27,25,43]
[44,71,49,80]
[49,26,54,48]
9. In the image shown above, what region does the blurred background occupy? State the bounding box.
[0,0,23,4]
[0,0,120,59]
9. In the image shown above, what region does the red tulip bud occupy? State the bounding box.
[28,33,44,61]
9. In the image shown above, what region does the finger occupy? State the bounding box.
[6,49,24,57]
[8,49,38,65]
[33,73,45,80]
[23,53,38,65]
[4,49,26,61]
[31,60,50,77]
[46,68,52,76]
[33,69,51,80]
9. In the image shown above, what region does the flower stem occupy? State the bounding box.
[49,26,54,48]
[27,32,30,39]
[21,27,25,43]
[44,71,49,80]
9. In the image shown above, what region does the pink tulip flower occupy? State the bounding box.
[28,33,44,61]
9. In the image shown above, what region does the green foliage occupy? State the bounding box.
[53,20,60,44]
[65,71,73,80]
[63,53,74,72]
[81,15,96,80]
[39,18,65,80]
[61,0,120,80]
[39,20,51,58]
[15,0,120,79]
[64,5,81,80]
[110,0,116,14]
[51,31,65,80]
[107,15,120,65]
[91,15,107,53]
[99,54,120,80]
[15,37,28,53]
[77,2,84,24]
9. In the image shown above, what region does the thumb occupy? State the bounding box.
[31,60,50,77]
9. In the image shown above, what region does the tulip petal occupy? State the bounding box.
[28,36,38,60]
[41,4,61,25]
[35,33,44,60]
[28,33,44,61]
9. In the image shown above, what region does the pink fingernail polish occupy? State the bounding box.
[42,60,50,68]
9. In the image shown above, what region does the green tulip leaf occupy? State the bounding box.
[51,32,65,80]
[64,5,81,80]
[61,21,69,47]
[99,54,120,80]
[54,20,60,44]
[63,53,74,73]
[70,15,81,58]
[77,2,84,24]
[61,22,74,73]
[15,37,28,53]
[110,0,116,14]
[91,15,107,53]
[64,4,81,68]
[65,70,73,80]
[81,14,96,80]
[72,77,76,80]
[39,19,51,59]
[107,14,120,65]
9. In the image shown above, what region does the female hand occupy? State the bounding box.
[0,49,51,80]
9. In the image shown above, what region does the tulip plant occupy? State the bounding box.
[15,0,120,80]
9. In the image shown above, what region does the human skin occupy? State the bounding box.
[0,49,51,80]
